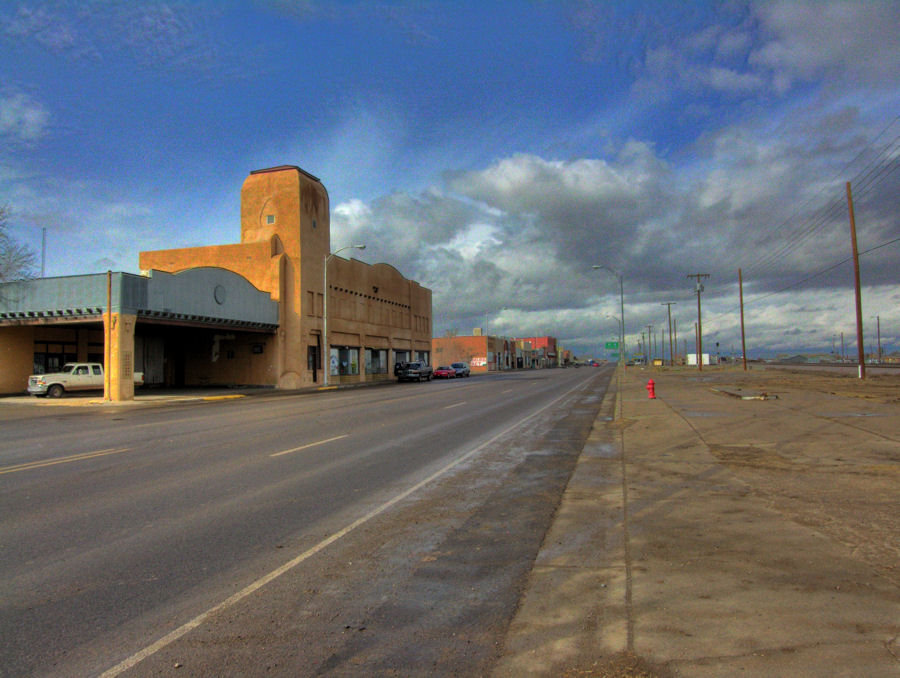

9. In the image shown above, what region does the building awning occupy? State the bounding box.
[0,268,278,331]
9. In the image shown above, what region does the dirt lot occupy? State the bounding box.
[496,365,899,677]
[666,366,899,582]
[721,365,900,403]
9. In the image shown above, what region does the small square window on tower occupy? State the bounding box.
[266,214,275,224]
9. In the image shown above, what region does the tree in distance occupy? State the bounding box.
[0,204,36,282]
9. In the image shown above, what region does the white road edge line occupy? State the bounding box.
[270,435,349,457]
[443,402,466,410]
[99,373,597,678]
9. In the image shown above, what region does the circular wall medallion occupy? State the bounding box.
[214,284,226,305]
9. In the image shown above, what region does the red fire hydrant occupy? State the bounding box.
[646,379,656,399]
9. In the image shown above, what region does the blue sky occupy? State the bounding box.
[1,1,898,358]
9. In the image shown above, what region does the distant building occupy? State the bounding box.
[518,336,558,367]
[432,333,516,373]
[432,333,558,373]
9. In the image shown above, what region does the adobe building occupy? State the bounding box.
[0,165,432,399]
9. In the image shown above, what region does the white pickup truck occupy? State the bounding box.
[27,362,144,398]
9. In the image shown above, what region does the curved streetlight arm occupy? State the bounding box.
[323,244,366,386]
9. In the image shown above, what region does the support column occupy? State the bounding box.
[0,326,35,395]
[104,313,137,401]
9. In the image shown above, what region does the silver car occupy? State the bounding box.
[451,362,470,378]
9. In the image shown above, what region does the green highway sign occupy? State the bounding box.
[605,341,619,349]
[610,353,619,358]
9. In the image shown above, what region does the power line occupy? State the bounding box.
[735,126,900,279]
[706,233,900,323]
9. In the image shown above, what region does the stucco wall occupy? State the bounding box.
[138,166,431,389]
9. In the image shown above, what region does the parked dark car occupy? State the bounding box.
[433,365,456,378]
[395,361,434,382]
[451,361,470,377]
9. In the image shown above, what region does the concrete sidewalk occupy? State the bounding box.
[495,368,900,677]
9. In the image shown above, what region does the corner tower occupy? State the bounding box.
[241,165,330,387]
[240,165,330,261]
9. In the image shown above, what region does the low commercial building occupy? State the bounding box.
[517,336,558,368]
[0,165,432,398]
[432,333,558,373]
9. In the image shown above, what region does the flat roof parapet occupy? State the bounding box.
[249,165,320,183]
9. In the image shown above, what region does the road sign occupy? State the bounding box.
[610,353,619,358]
[605,341,619,349]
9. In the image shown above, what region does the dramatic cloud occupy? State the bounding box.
[333,102,898,357]
[750,0,900,91]
[0,93,49,141]
[1,2,896,358]
[4,5,89,55]
[2,2,221,71]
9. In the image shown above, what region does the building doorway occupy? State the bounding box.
[308,344,319,383]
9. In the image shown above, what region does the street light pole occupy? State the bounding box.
[661,302,676,366]
[592,265,625,367]
[687,273,710,371]
[323,244,366,387]
[606,314,622,362]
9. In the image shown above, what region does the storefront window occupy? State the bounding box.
[330,346,359,376]
[414,350,430,364]
[366,348,388,374]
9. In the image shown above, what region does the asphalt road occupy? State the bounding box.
[0,366,614,677]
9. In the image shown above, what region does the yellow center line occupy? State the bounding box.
[270,434,349,458]
[0,448,132,475]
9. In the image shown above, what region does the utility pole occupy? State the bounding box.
[877,316,882,363]
[674,317,678,364]
[661,302,676,366]
[841,332,845,362]
[738,268,747,371]
[694,322,699,368]
[646,325,653,363]
[687,273,710,371]
[846,182,865,379]
[591,265,626,369]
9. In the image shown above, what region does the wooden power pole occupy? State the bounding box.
[661,302,676,366]
[846,182,866,379]
[739,268,747,371]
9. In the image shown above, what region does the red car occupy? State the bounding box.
[433,365,456,379]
